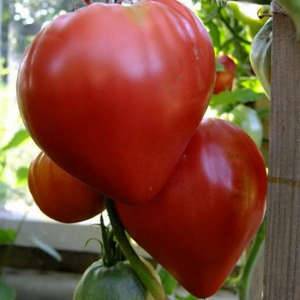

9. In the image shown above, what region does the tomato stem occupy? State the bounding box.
[105,198,166,300]
[238,221,266,300]
[99,214,126,267]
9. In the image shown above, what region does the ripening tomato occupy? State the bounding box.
[29,152,104,223]
[17,0,215,205]
[214,55,236,94]
[116,118,267,298]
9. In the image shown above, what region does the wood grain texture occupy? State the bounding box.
[0,245,99,273]
[264,8,300,300]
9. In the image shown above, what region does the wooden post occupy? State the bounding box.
[264,2,300,299]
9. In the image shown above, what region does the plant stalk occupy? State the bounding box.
[105,198,166,300]
[238,221,266,300]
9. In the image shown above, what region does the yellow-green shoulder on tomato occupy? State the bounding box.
[221,104,263,148]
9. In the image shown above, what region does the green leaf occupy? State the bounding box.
[208,21,221,49]
[0,228,17,244]
[1,129,30,152]
[31,237,62,262]
[16,167,29,185]
[158,267,178,295]
[0,280,16,300]
[209,89,264,107]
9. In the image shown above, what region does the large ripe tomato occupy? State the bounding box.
[29,152,104,223]
[214,55,236,94]
[17,0,215,204]
[116,118,267,297]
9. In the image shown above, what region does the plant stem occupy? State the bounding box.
[238,221,266,300]
[218,9,251,45]
[105,198,166,300]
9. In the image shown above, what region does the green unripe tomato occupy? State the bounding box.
[74,260,153,300]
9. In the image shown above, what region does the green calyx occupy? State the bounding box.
[100,215,125,267]
[250,19,272,98]
[277,0,300,40]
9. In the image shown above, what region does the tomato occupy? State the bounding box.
[214,55,236,94]
[116,118,267,298]
[29,152,104,223]
[74,260,153,300]
[17,0,215,205]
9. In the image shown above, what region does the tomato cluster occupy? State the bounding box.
[17,0,267,298]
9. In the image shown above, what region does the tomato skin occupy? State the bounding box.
[17,1,215,204]
[29,152,104,223]
[116,118,267,298]
[214,55,236,94]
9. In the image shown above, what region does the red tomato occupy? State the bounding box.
[17,0,215,204]
[116,118,267,297]
[29,152,104,223]
[214,55,236,94]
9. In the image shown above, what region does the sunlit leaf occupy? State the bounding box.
[209,89,264,107]
[1,129,30,152]
[16,167,29,185]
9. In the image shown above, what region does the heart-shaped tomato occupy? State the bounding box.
[17,0,215,204]
[116,118,267,297]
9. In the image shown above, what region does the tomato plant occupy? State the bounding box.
[116,118,267,298]
[74,217,155,300]
[13,0,271,299]
[29,152,104,223]
[17,0,215,205]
